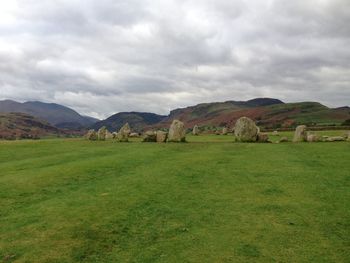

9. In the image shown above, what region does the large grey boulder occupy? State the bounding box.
[143,131,157,142]
[86,129,98,141]
[156,131,168,143]
[293,125,307,142]
[168,120,186,142]
[97,126,107,141]
[116,123,131,142]
[234,117,259,142]
[192,125,199,135]
[222,127,228,135]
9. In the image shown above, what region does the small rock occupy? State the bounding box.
[143,131,157,142]
[129,132,140,138]
[86,129,98,141]
[326,136,345,142]
[278,137,289,143]
[257,132,269,143]
[306,133,319,142]
[156,131,168,143]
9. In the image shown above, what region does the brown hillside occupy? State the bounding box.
[0,112,66,140]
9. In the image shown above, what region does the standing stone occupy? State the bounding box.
[143,131,157,142]
[234,117,259,142]
[222,127,228,135]
[116,123,131,142]
[168,120,186,142]
[192,125,199,135]
[86,129,98,141]
[293,125,307,142]
[257,132,269,142]
[97,126,107,140]
[156,131,168,143]
[106,130,113,139]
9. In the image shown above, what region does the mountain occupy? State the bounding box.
[2,98,349,135]
[0,112,64,139]
[149,98,350,130]
[92,112,166,132]
[0,100,98,129]
[152,98,284,128]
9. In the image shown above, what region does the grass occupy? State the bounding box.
[0,133,349,262]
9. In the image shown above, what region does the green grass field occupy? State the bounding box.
[0,133,349,262]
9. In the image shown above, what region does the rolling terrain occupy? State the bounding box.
[92,112,166,132]
[0,112,63,139]
[149,99,350,131]
[0,100,98,129]
[1,98,349,135]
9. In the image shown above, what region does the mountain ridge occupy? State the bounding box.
[0,100,99,129]
[0,112,64,139]
[1,98,349,134]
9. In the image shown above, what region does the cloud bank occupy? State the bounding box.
[0,0,349,118]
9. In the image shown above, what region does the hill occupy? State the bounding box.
[0,112,64,139]
[92,112,166,132]
[0,100,98,129]
[149,99,350,130]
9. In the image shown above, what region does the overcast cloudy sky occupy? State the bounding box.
[0,0,349,118]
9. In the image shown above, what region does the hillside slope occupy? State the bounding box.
[0,100,98,129]
[0,112,64,139]
[150,99,350,130]
[92,112,166,132]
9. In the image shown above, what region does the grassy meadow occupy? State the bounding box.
[0,133,349,262]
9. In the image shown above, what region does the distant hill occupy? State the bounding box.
[0,112,64,139]
[2,98,349,135]
[148,98,350,130]
[92,112,166,132]
[0,100,99,129]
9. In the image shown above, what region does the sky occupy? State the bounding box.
[0,0,349,119]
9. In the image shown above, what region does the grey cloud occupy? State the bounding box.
[0,0,349,118]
